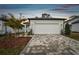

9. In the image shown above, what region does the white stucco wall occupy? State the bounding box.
[0,20,5,34]
[30,20,64,34]
[68,18,79,32]
[0,20,15,34]
[71,23,79,32]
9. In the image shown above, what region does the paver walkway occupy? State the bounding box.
[20,34,79,55]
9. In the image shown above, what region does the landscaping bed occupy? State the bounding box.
[67,32,79,41]
[0,36,31,55]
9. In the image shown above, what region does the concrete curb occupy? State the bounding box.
[20,35,34,55]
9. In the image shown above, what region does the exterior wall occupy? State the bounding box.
[30,20,64,34]
[0,21,3,31]
[71,23,79,32]
[68,18,79,32]
[6,26,15,33]
[0,20,5,34]
[0,20,15,34]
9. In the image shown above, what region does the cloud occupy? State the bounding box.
[61,4,79,8]
[0,5,79,18]
[51,4,79,11]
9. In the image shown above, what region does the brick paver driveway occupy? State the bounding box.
[20,34,79,55]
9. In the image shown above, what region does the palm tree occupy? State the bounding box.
[5,13,24,37]
[15,20,24,34]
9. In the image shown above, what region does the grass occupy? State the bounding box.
[0,47,23,55]
[0,35,31,55]
[68,32,79,41]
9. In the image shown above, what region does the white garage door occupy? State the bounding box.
[34,23,61,34]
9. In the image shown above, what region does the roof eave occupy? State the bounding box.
[28,18,66,20]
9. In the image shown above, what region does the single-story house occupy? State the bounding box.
[28,13,66,34]
[0,13,66,35]
[66,16,79,32]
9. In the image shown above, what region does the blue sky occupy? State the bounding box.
[0,4,79,18]
[0,4,61,9]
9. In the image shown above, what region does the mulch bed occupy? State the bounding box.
[0,37,32,48]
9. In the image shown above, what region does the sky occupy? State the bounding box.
[0,4,79,18]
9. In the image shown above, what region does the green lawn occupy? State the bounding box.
[68,32,79,41]
[0,47,24,55]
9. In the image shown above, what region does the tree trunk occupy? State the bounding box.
[14,29,17,37]
[17,29,20,37]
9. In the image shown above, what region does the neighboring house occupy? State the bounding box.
[72,20,79,32]
[28,13,66,34]
[0,18,15,35]
[0,18,6,34]
[66,16,79,32]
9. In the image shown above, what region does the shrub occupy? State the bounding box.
[27,29,34,35]
[64,23,71,35]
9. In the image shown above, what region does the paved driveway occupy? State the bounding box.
[20,34,79,55]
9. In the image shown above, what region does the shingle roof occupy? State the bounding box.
[67,16,79,22]
[65,16,79,24]
[0,17,9,21]
[72,20,79,24]
[0,18,6,21]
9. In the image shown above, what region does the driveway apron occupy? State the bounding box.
[20,34,79,55]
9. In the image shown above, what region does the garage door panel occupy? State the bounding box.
[34,23,60,34]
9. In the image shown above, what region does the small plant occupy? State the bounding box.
[27,29,34,35]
